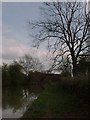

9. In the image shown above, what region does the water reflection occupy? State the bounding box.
[2,87,38,118]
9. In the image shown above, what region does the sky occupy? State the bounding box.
[2,2,52,68]
[1,1,89,67]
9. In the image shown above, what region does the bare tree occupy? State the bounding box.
[29,1,90,76]
[19,54,43,76]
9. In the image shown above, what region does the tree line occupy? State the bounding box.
[2,53,89,87]
[2,54,44,87]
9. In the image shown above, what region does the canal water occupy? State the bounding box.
[2,87,39,118]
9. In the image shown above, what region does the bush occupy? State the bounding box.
[60,75,88,101]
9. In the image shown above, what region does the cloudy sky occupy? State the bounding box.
[2,2,51,67]
[1,0,89,66]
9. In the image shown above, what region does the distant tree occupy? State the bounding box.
[19,54,44,76]
[8,61,24,86]
[2,63,10,86]
[29,1,90,76]
[77,55,88,75]
[60,57,71,77]
[2,63,8,72]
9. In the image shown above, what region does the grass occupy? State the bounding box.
[22,79,88,118]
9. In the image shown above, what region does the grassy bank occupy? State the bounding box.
[22,77,88,118]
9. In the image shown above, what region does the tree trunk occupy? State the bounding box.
[71,51,77,77]
[72,59,77,77]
